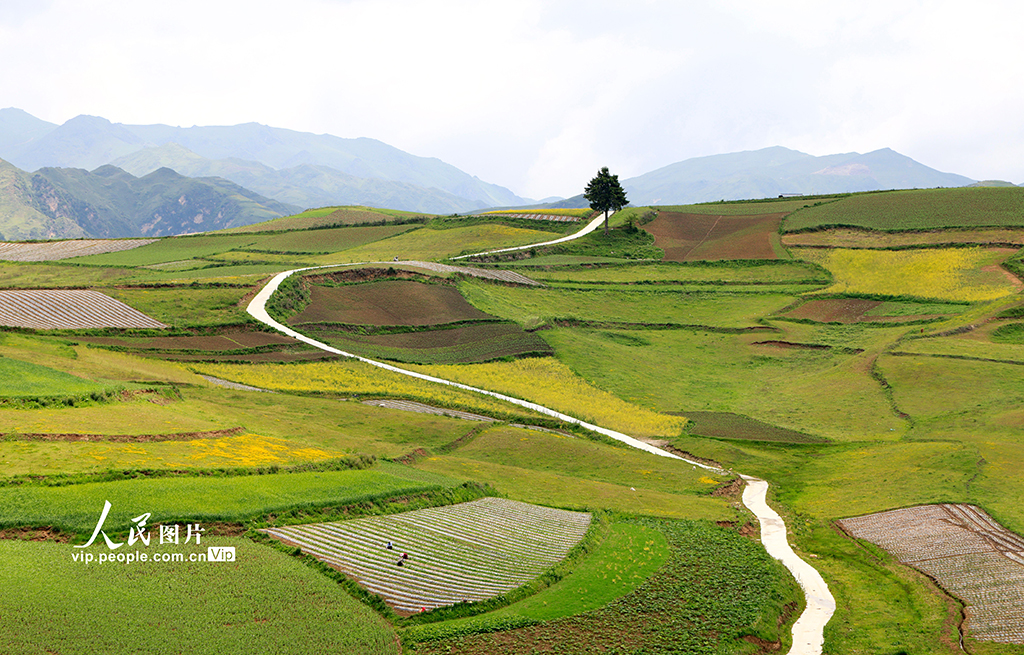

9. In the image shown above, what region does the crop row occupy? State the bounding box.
[263,498,591,613]
[481,208,593,219]
[0,239,157,262]
[783,187,1024,232]
[839,503,1024,643]
[0,290,167,329]
[310,322,554,364]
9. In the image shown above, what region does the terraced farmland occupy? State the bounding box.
[79,329,339,363]
[290,281,494,326]
[0,290,166,329]
[839,504,1024,644]
[0,239,157,261]
[780,298,965,323]
[262,497,591,614]
[643,211,786,261]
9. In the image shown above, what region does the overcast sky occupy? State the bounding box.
[2,0,1022,199]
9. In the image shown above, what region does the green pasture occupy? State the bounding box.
[0,262,139,288]
[783,186,1024,232]
[412,455,736,521]
[540,326,903,441]
[459,280,797,328]
[658,198,819,216]
[524,260,830,286]
[72,234,264,267]
[223,205,430,233]
[1,190,1024,652]
[101,286,252,326]
[0,356,115,400]
[402,521,670,642]
[0,466,457,536]
[893,325,1024,363]
[319,224,562,263]
[879,353,1024,531]
[0,538,399,655]
[447,424,729,496]
[413,517,800,655]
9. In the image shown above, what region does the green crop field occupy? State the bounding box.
[2,191,1024,653]
[783,187,1024,232]
[0,537,400,655]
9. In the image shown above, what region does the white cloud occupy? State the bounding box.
[2,0,1023,197]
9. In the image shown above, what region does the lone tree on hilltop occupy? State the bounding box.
[584,167,628,236]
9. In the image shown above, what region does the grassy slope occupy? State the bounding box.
[0,537,400,655]
[1,195,1023,652]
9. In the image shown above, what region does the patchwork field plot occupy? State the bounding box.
[780,298,965,323]
[81,330,298,351]
[305,322,554,364]
[794,247,1020,301]
[226,206,431,233]
[481,208,593,220]
[643,211,786,261]
[0,290,166,329]
[782,227,1024,249]
[480,212,582,222]
[524,260,828,287]
[79,329,338,363]
[290,281,495,326]
[0,239,157,261]
[263,497,592,613]
[784,187,1024,232]
[839,504,1024,644]
[682,410,827,443]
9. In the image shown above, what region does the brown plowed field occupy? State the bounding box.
[151,350,341,363]
[782,298,951,323]
[306,322,553,364]
[0,290,166,329]
[289,281,494,326]
[643,212,786,261]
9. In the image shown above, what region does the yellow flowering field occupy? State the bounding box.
[406,358,688,438]
[192,360,543,419]
[0,434,344,477]
[793,247,1019,301]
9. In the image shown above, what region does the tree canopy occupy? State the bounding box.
[584,167,628,235]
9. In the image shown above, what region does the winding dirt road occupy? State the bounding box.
[245,215,835,653]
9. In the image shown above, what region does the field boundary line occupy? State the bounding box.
[248,255,837,654]
[450,211,611,260]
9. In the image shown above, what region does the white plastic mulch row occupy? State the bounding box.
[392,260,541,286]
[0,239,157,262]
[360,399,496,422]
[482,213,581,223]
[0,290,167,330]
[839,503,1024,644]
[262,497,591,613]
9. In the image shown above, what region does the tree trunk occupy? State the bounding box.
[604,209,609,236]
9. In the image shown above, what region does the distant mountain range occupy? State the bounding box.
[0,107,994,239]
[0,159,296,240]
[622,146,977,205]
[0,109,530,217]
[539,146,980,210]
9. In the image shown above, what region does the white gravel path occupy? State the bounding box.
[742,476,836,654]
[242,214,835,653]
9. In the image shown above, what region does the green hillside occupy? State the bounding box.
[0,193,1022,654]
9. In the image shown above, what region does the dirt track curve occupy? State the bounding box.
[245,217,835,654]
